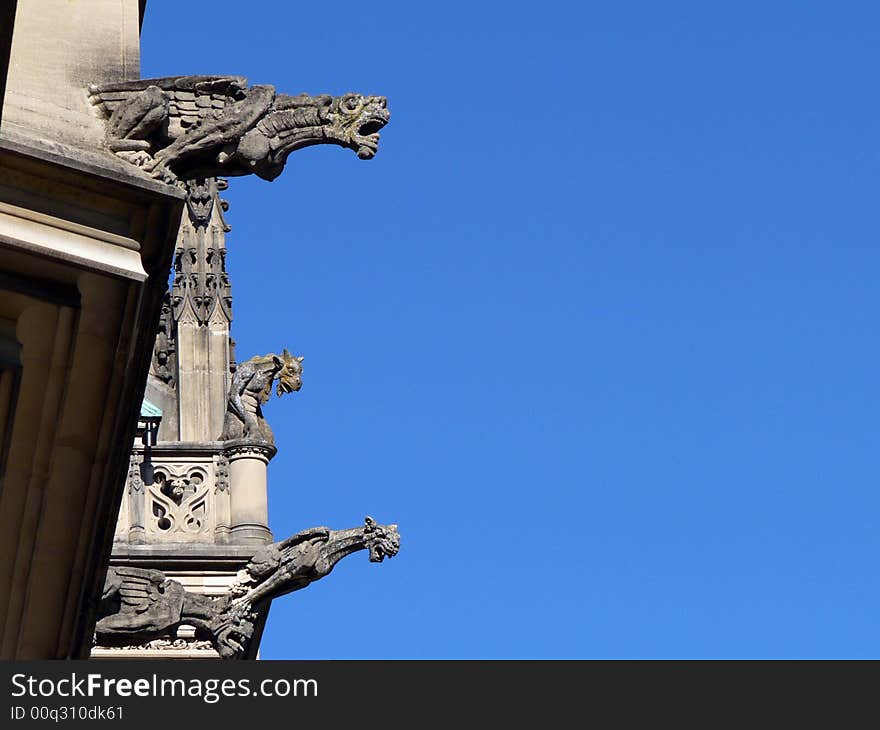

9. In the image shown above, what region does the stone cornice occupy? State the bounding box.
[221,439,276,462]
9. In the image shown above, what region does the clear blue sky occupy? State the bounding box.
[142,2,879,658]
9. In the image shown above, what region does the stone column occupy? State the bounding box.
[224,442,275,546]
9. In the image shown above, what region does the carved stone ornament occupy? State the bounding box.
[213,454,230,493]
[126,455,143,494]
[147,466,210,536]
[106,638,215,652]
[185,176,230,229]
[95,517,400,659]
[151,292,176,385]
[220,350,304,443]
[170,215,233,326]
[88,76,390,183]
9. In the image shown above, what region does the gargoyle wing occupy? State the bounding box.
[112,566,167,613]
[89,75,248,135]
[276,526,331,552]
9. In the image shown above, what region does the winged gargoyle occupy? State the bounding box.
[88,76,390,182]
[94,517,400,658]
[95,565,229,647]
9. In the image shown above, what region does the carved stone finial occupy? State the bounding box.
[220,350,304,443]
[184,178,215,226]
[95,518,400,659]
[88,76,390,183]
[182,176,231,231]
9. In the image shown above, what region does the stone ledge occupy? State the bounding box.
[111,543,262,570]
[0,125,185,200]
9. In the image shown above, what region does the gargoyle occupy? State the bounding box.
[232,516,400,607]
[95,518,400,659]
[88,76,390,182]
[95,566,250,657]
[220,350,303,443]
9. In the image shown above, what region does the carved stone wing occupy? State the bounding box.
[88,75,248,139]
[112,566,167,614]
[276,525,330,553]
[96,567,187,641]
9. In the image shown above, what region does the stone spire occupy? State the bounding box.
[166,178,233,442]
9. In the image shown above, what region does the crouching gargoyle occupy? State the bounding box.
[95,517,400,659]
[88,75,390,182]
[220,350,304,444]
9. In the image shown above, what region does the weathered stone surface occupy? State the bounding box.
[114,442,274,548]
[96,518,400,659]
[0,129,184,660]
[88,76,390,182]
[3,0,140,149]
[220,351,303,444]
[95,36,396,664]
[139,173,235,444]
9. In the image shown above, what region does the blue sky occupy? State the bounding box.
[142,2,880,658]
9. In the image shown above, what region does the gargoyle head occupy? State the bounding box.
[274,349,304,397]
[231,92,390,180]
[325,93,391,160]
[363,516,400,563]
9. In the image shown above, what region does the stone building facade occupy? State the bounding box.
[0,0,397,660]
